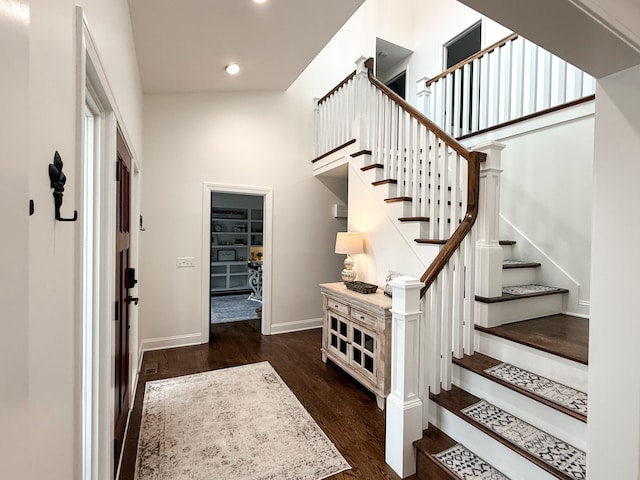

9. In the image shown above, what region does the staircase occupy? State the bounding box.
[312,55,590,479]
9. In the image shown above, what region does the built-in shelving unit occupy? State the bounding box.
[210,205,263,294]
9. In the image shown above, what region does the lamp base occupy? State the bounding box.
[341,254,357,282]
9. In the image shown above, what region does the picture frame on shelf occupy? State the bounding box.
[217,249,237,262]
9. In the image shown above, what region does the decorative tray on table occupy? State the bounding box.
[345,281,378,294]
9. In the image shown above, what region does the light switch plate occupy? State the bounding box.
[176,257,195,268]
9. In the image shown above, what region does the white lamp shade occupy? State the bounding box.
[335,232,364,254]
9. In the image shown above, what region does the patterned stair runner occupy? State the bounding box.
[435,444,510,480]
[484,363,588,416]
[462,400,586,480]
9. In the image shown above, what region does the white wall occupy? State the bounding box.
[1,2,30,477]
[461,106,595,313]
[588,64,640,479]
[140,91,347,341]
[0,1,143,479]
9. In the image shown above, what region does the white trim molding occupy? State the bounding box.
[201,183,274,340]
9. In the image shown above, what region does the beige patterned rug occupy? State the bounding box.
[134,362,350,480]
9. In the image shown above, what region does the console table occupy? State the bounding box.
[320,282,392,409]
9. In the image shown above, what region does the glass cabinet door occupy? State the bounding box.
[328,313,350,362]
[350,323,376,379]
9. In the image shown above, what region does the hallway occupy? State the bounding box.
[120,320,415,480]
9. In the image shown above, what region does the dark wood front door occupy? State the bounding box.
[114,132,132,473]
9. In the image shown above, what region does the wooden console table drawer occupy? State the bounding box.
[320,282,392,410]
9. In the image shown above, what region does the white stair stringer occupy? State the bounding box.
[452,363,587,450]
[348,153,445,268]
[475,329,588,393]
[429,400,558,480]
[346,157,441,284]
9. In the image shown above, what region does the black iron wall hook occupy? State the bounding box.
[48,151,78,222]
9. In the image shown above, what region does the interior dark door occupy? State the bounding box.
[114,132,132,473]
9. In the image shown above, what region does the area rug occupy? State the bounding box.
[462,400,586,480]
[211,294,260,323]
[435,444,510,480]
[134,361,350,480]
[484,363,588,416]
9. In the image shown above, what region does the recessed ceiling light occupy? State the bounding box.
[253,0,268,4]
[225,63,240,75]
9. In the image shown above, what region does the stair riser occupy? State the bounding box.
[430,401,558,480]
[361,166,385,183]
[475,293,564,327]
[452,364,587,450]
[502,267,538,287]
[398,221,430,240]
[502,244,514,261]
[386,200,412,218]
[475,330,588,392]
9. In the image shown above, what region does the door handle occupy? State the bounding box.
[125,296,139,305]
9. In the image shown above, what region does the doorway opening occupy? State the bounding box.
[444,21,482,133]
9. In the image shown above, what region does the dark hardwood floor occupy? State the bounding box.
[120,319,416,480]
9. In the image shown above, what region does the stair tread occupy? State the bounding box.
[431,385,586,480]
[475,314,589,365]
[372,178,397,186]
[415,238,447,245]
[453,352,587,422]
[415,425,509,480]
[398,216,430,222]
[384,196,412,203]
[360,163,383,171]
[499,240,516,245]
[475,284,568,303]
[503,260,541,269]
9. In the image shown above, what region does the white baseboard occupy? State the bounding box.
[140,333,202,352]
[269,317,322,335]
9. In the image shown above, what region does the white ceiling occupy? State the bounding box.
[128,0,365,94]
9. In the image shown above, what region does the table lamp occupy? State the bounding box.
[335,232,364,282]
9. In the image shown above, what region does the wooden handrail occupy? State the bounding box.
[364,59,471,159]
[420,150,485,297]
[317,70,357,105]
[425,33,518,88]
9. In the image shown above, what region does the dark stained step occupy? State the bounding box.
[351,149,372,158]
[372,179,397,186]
[360,163,384,172]
[399,216,430,223]
[430,385,580,480]
[453,352,587,423]
[475,314,588,365]
[415,239,447,245]
[503,260,541,269]
[475,284,568,303]
[499,240,516,245]
[385,196,412,203]
[413,425,460,480]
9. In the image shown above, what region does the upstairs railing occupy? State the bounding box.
[420,33,596,138]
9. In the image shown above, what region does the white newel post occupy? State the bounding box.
[473,141,505,326]
[353,56,370,152]
[312,97,320,159]
[385,276,423,478]
[416,76,430,117]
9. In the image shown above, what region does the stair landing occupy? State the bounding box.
[475,314,588,365]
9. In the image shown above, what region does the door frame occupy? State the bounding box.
[76,8,141,480]
[201,183,273,339]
